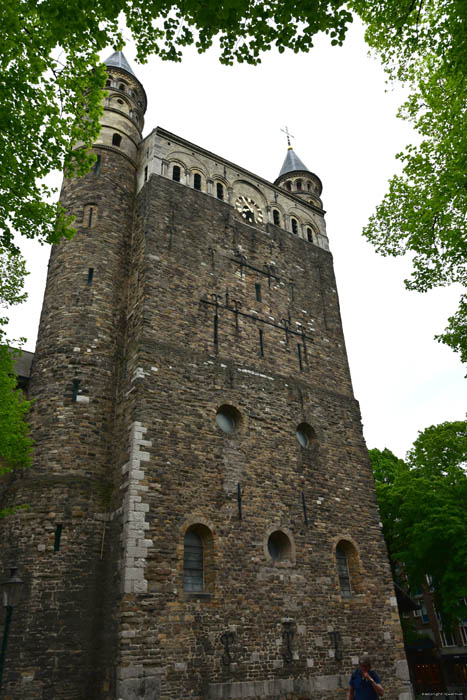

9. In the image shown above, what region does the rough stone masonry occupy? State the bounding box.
[0,51,413,700]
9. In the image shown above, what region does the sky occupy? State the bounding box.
[6,19,465,459]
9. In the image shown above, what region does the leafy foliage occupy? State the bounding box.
[370,421,467,626]
[0,344,32,472]
[0,249,32,477]
[354,0,467,362]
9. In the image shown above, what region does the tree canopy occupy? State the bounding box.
[0,253,32,479]
[369,420,467,626]
[356,0,467,364]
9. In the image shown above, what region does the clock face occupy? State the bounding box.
[235,195,264,224]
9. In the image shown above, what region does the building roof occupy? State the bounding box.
[104,51,136,78]
[278,147,311,179]
[11,348,34,379]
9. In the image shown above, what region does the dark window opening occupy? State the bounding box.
[112,133,122,147]
[336,545,352,598]
[297,343,303,371]
[119,83,125,91]
[54,524,63,552]
[172,165,181,182]
[291,218,298,234]
[72,379,80,403]
[273,209,280,226]
[267,530,292,562]
[307,182,311,191]
[144,166,148,182]
[307,227,313,242]
[88,207,94,228]
[93,155,101,176]
[194,173,201,190]
[105,79,111,87]
[259,329,264,356]
[255,283,262,302]
[296,179,302,191]
[87,268,94,285]
[184,530,204,591]
[286,181,292,191]
[216,183,224,200]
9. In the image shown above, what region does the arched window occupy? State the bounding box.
[307,182,311,191]
[119,83,125,92]
[267,530,292,563]
[216,183,224,200]
[184,530,204,591]
[183,523,214,593]
[285,181,292,191]
[273,209,280,226]
[193,173,202,190]
[306,227,313,242]
[112,133,122,147]
[336,544,352,597]
[172,165,181,182]
[105,79,111,87]
[296,179,302,191]
[291,218,298,235]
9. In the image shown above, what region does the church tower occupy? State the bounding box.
[0,53,412,700]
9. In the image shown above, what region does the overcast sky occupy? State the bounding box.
[6,19,465,459]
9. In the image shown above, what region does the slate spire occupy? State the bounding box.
[104,50,137,79]
[277,146,311,179]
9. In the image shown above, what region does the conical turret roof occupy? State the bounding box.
[104,51,136,78]
[277,147,310,179]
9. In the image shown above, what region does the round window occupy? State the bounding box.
[216,405,241,434]
[296,422,315,448]
[267,530,292,562]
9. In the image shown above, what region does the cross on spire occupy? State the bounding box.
[281,126,295,149]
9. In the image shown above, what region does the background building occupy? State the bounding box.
[402,582,467,696]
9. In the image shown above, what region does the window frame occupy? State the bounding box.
[336,544,352,598]
[183,529,204,592]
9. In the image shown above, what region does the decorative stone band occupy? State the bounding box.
[120,420,153,594]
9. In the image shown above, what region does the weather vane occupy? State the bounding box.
[281,126,295,148]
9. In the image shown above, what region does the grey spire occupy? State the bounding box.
[278,148,310,178]
[104,51,136,78]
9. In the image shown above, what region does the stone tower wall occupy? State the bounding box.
[0,77,412,698]
[0,136,138,698]
[112,174,411,700]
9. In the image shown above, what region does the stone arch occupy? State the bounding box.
[232,179,268,209]
[110,95,131,114]
[263,524,296,567]
[190,168,207,191]
[179,516,216,594]
[212,173,229,188]
[304,221,317,243]
[168,158,187,184]
[332,536,364,598]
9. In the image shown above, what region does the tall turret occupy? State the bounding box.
[0,52,146,699]
[275,145,323,210]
